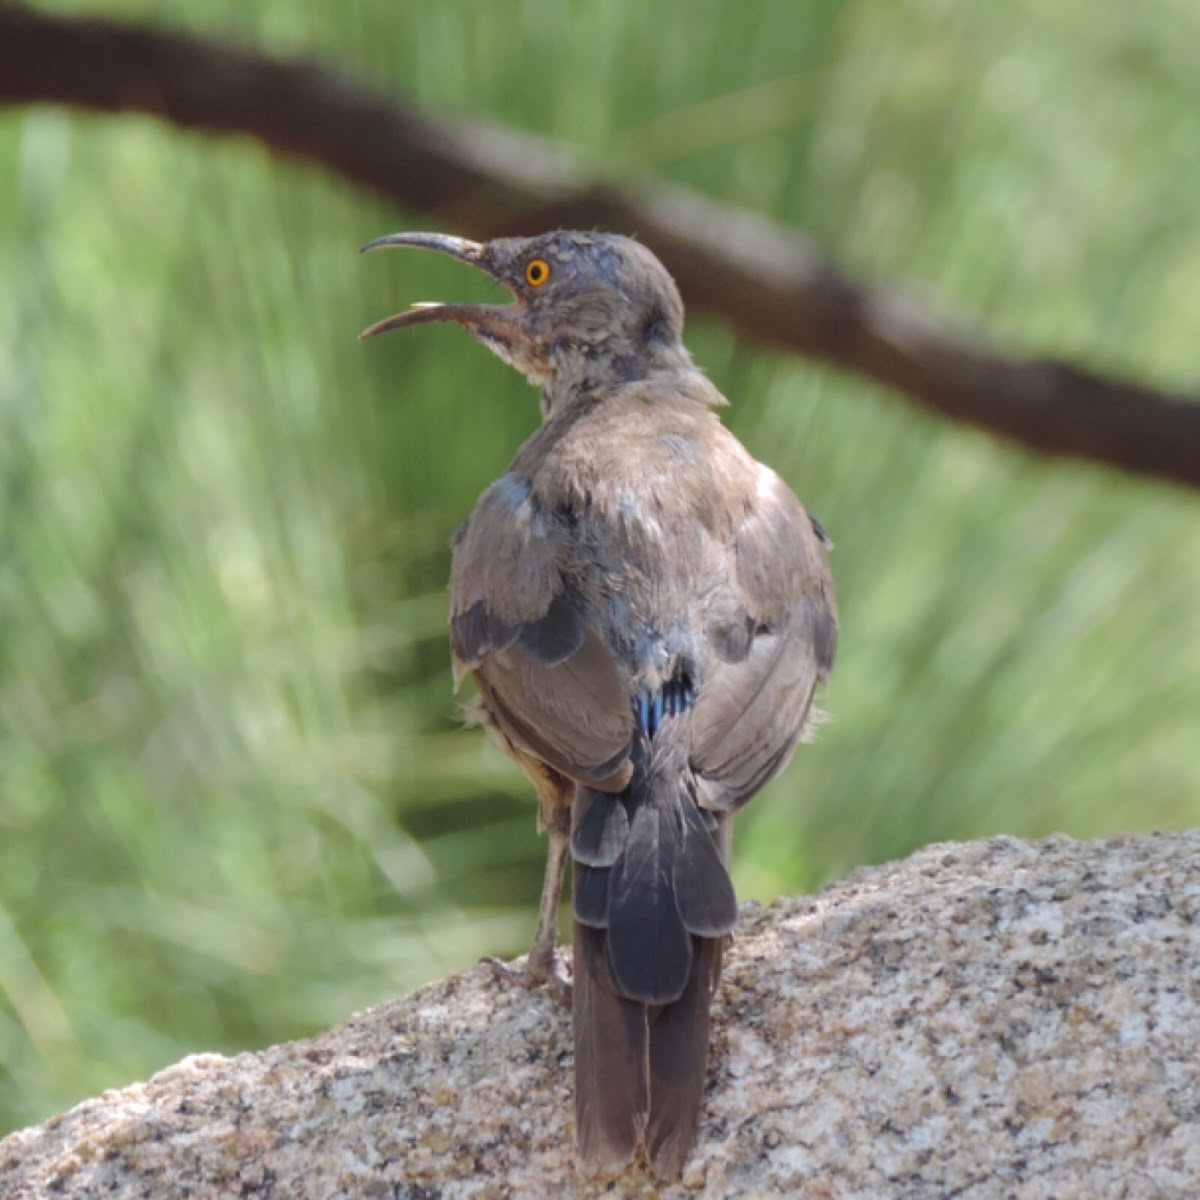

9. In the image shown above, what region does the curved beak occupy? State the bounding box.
[361,231,485,263]
[359,231,519,341]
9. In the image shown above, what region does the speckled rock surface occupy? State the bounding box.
[3,832,1199,1198]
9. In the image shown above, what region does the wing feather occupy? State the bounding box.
[451,472,634,791]
[690,468,836,812]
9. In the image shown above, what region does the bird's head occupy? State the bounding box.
[361,230,691,414]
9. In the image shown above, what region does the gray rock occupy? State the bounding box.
[3,832,1199,1198]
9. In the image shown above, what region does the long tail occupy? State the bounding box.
[571,742,736,1180]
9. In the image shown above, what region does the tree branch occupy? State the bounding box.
[3,3,1199,490]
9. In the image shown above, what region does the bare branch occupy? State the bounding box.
[3,3,1199,490]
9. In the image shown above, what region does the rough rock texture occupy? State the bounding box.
[3,832,1199,1198]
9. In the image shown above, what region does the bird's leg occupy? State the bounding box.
[485,796,572,1007]
[527,808,573,992]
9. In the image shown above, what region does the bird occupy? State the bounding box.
[361,229,836,1180]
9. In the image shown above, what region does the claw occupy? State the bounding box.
[483,954,572,1008]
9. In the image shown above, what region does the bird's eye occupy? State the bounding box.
[525,258,551,287]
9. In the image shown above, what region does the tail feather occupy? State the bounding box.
[607,797,694,1002]
[573,863,611,928]
[673,799,738,937]
[572,766,733,1181]
[647,935,724,1178]
[572,788,629,866]
[573,918,649,1174]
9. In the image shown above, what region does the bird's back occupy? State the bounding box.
[507,372,816,697]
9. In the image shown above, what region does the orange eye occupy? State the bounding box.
[525,258,551,287]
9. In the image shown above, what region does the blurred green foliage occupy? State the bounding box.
[2,0,1199,1135]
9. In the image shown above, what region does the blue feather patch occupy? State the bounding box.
[633,676,695,738]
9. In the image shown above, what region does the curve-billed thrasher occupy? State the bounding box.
[362,230,836,1180]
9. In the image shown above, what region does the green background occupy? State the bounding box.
[2,0,1198,1134]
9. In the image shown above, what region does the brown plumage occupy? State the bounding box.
[362,230,836,1180]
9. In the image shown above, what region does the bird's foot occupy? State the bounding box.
[483,948,572,1008]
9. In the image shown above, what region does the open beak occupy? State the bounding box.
[359,232,520,341]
